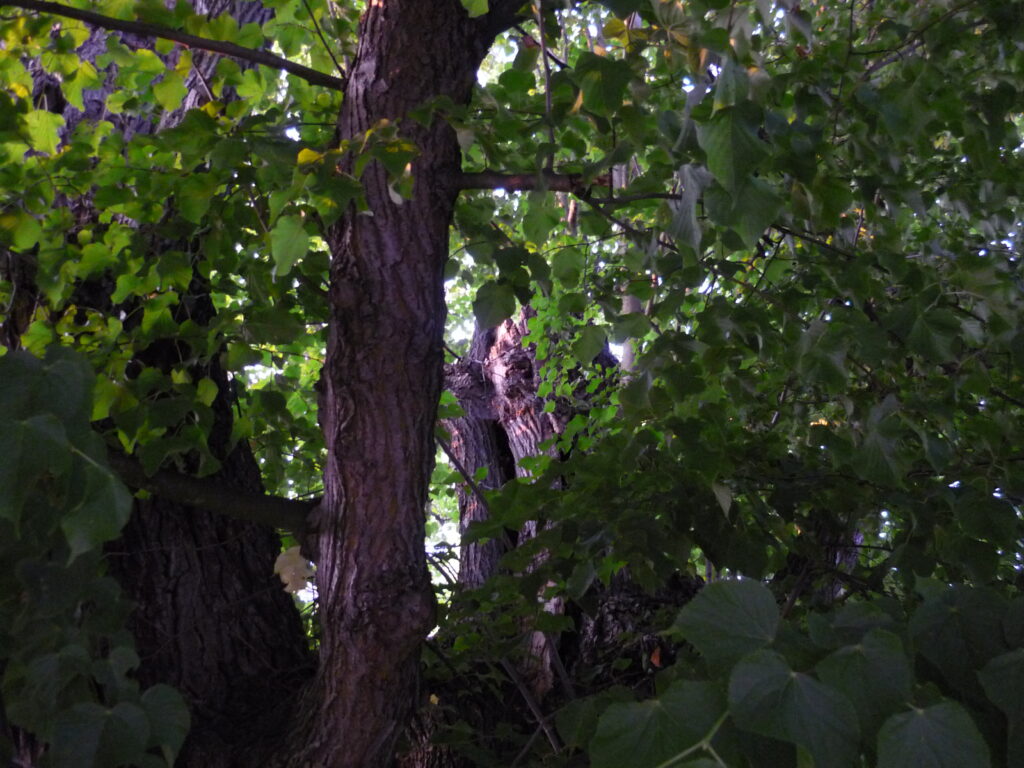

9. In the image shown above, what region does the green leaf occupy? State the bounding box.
[153,71,188,111]
[270,215,310,276]
[575,52,634,115]
[590,681,726,768]
[459,0,488,17]
[713,60,749,111]
[816,629,912,736]
[0,414,71,524]
[61,462,133,561]
[877,702,990,768]
[552,247,584,285]
[523,194,561,246]
[0,348,95,434]
[50,702,106,768]
[729,650,860,768]
[703,177,782,248]
[49,700,149,768]
[697,105,767,192]
[21,110,65,155]
[196,378,218,407]
[910,584,1007,698]
[556,686,633,751]
[0,210,42,250]
[978,649,1024,767]
[673,579,779,667]
[141,684,191,757]
[472,282,516,328]
[176,174,219,224]
[572,325,607,364]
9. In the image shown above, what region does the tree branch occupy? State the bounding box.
[436,435,491,517]
[2,0,346,91]
[106,449,316,533]
[513,25,568,69]
[458,170,586,193]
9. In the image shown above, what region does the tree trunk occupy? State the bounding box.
[285,4,519,765]
[403,314,702,766]
[443,325,517,589]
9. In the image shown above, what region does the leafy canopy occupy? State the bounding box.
[1,0,1023,765]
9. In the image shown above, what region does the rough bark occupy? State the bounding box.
[465,312,567,700]
[443,325,517,588]
[286,4,521,765]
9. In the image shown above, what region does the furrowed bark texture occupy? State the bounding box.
[295,4,518,765]
[447,313,566,700]
[443,326,516,588]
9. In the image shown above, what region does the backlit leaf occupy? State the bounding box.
[270,215,310,276]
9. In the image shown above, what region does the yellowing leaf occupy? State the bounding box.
[0,211,41,250]
[297,148,325,165]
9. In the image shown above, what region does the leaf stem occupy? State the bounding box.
[653,710,729,768]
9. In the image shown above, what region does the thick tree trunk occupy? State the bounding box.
[286,4,519,765]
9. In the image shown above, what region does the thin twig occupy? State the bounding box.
[544,632,576,701]
[772,224,855,258]
[499,658,562,753]
[300,0,345,81]
[436,435,491,516]
[534,4,556,172]
[513,23,568,68]
[585,191,680,204]
[860,0,982,77]
[990,387,1024,410]
[510,724,545,767]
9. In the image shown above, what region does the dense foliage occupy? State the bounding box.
[1,0,1023,765]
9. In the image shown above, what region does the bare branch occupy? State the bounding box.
[2,0,346,91]
[533,8,556,172]
[436,434,491,516]
[458,170,586,193]
[106,449,316,533]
